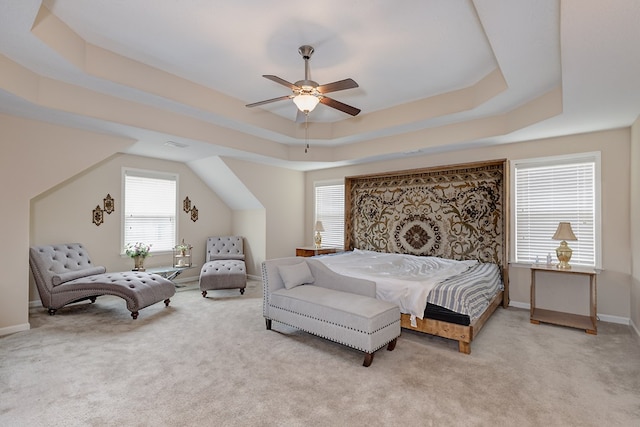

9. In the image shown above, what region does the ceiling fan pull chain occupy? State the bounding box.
[305,114,310,153]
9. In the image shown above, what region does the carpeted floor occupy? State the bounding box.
[1,280,639,426]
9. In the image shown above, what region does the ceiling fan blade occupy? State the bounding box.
[317,78,358,94]
[263,75,300,91]
[319,96,361,116]
[246,95,292,108]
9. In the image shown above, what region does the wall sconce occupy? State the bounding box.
[92,206,104,226]
[103,194,114,214]
[184,197,198,222]
[92,194,115,226]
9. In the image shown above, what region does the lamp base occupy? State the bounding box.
[314,231,322,249]
[556,241,573,269]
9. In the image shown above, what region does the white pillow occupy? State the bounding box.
[278,262,315,289]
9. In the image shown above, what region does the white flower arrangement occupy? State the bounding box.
[124,242,152,258]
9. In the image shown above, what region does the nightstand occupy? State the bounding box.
[530,265,599,334]
[295,246,341,257]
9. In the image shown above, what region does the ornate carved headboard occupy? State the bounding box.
[344,160,508,270]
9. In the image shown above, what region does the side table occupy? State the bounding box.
[296,246,341,257]
[145,265,197,285]
[530,264,599,334]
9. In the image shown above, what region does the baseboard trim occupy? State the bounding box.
[0,323,30,337]
[629,319,640,338]
[598,313,630,325]
[509,301,630,325]
[509,301,529,310]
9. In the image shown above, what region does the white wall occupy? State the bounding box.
[305,128,632,321]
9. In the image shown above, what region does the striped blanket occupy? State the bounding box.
[427,262,503,322]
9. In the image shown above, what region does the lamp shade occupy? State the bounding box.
[552,222,577,241]
[293,94,319,112]
[314,220,325,232]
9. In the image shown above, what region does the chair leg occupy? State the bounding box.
[131,311,139,319]
[48,308,57,316]
[201,290,207,298]
[164,298,171,307]
[387,338,397,351]
[89,296,97,304]
[239,288,245,295]
[265,319,272,330]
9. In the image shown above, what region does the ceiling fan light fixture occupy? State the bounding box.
[293,93,320,113]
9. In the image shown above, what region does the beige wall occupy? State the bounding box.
[306,128,632,320]
[223,157,305,260]
[0,114,133,334]
[631,117,640,334]
[29,153,233,301]
[231,208,266,278]
[0,111,635,334]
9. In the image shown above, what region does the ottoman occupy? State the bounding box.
[199,259,247,297]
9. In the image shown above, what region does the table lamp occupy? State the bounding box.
[314,220,324,248]
[552,222,578,269]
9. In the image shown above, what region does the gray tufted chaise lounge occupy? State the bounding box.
[29,243,176,319]
[199,236,247,297]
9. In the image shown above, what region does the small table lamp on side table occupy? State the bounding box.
[552,221,578,269]
[314,220,324,248]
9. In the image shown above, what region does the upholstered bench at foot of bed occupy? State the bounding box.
[267,285,401,367]
[53,271,176,319]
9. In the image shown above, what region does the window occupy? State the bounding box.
[314,181,344,247]
[123,169,177,253]
[512,152,601,267]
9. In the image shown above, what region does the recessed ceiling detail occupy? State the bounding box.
[2,1,638,170]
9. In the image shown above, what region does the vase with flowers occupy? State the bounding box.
[125,242,152,271]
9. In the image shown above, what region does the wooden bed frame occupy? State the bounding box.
[344,159,509,354]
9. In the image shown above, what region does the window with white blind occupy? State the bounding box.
[123,169,177,253]
[512,152,601,267]
[314,181,345,248]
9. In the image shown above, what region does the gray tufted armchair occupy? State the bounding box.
[199,236,247,297]
[29,243,176,319]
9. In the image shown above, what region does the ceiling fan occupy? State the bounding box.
[246,45,361,121]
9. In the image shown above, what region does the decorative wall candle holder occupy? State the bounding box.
[103,194,114,214]
[92,193,115,226]
[183,196,198,222]
[92,205,104,226]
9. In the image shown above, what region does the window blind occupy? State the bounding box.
[514,154,599,267]
[315,182,344,248]
[123,170,177,252]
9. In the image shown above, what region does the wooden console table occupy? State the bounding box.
[530,265,599,334]
[296,246,341,257]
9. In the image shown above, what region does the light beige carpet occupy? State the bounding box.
[1,280,639,426]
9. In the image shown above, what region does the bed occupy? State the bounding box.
[337,159,509,354]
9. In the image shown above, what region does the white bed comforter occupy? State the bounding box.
[317,249,477,321]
